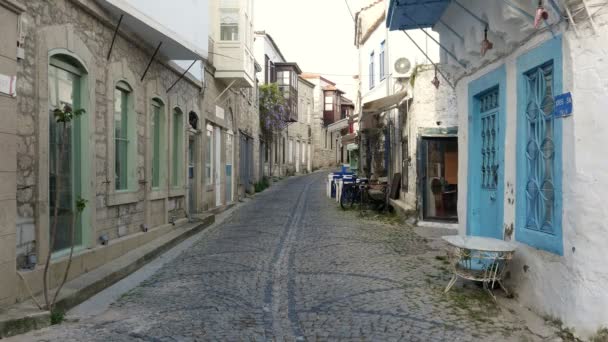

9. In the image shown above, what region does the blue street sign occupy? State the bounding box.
[554,92,573,118]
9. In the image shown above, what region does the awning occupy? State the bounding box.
[387,0,451,31]
[341,133,357,145]
[327,118,349,132]
[95,0,206,60]
[362,91,407,116]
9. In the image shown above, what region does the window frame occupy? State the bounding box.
[369,51,375,89]
[151,98,165,190]
[219,6,239,42]
[379,40,386,81]
[114,81,132,191]
[515,37,564,255]
[106,61,139,206]
[171,107,185,189]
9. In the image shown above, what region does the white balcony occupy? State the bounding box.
[211,0,255,88]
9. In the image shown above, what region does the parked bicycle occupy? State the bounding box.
[340,177,364,210]
[358,180,389,216]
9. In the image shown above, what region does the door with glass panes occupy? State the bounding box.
[49,58,84,252]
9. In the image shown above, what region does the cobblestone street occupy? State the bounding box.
[13,173,558,341]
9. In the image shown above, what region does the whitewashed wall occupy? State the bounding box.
[443,2,608,337]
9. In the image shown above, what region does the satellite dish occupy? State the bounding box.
[394,57,411,76]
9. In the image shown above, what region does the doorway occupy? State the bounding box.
[214,126,222,207]
[188,136,196,214]
[420,137,458,222]
[225,131,233,203]
[49,59,86,253]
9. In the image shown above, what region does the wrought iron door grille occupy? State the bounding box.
[479,89,499,189]
[524,64,556,234]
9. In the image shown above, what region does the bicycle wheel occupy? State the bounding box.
[359,188,368,216]
[340,186,353,210]
[348,187,358,209]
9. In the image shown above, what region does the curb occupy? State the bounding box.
[0,215,214,338]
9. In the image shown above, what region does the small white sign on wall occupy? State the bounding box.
[215,105,225,120]
[0,74,17,97]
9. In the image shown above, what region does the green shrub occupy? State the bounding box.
[254,177,270,193]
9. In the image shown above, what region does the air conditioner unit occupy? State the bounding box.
[393,57,412,78]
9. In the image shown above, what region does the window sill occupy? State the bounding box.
[150,189,168,201]
[169,187,186,198]
[107,190,139,206]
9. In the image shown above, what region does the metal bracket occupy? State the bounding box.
[453,0,489,26]
[141,42,162,82]
[167,60,198,93]
[107,14,123,61]
[401,30,455,89]
[400,11,467,68]
[437,19,464,42]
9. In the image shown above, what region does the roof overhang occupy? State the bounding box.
[275,62,302,74]
[94,0,206,60]
[387,0,451,31]
[362,91,407,116]
[341,133,357,146]
[327,118,349,132]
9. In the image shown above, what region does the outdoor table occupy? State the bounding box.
[441,235,517,300]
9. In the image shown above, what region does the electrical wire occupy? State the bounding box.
[344,0,355,21]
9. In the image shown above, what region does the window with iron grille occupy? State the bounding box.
[523,63,557,235]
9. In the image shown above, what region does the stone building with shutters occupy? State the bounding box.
[0,0,259,314]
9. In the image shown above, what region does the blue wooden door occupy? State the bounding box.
[470,88,504,238]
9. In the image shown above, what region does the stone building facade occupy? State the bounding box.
[10,0,205,305]
[0,0,261,310]
[301,74,342,170]
[281,77,314,175]
[0,0,23,308]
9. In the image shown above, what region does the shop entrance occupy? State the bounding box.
[420,137,458,222]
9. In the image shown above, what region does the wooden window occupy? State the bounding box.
[324,95,333,111]
[380,40,386,81]
[114,81,132,190]
[172,108,184,187]
[369,51,375,89]
[220,0,239,42]
[49,55,86,253]
[206,126,213,185]
[151,99,164,189]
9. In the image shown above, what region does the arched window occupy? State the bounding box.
[48,54,87,252]
[172,108,184,187]
[114,80,132,190]
[151,98,164,189]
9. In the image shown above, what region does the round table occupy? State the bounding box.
[441,235,517,300]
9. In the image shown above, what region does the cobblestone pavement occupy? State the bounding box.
[15,172,559,341]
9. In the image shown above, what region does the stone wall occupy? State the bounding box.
[14,0,201,267]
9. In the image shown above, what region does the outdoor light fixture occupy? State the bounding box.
[141,223,149,232]
[431,67,440,89]
[534,0,549,29]
[99,233,109,246]
[480,25,493,57]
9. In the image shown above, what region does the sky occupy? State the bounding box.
[254,0,372,100]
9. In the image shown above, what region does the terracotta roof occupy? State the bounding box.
[301,73,337,86]
[301,72,320,79]
[340,96,354,106]
[323,85,343,92]
[354,0,385,16]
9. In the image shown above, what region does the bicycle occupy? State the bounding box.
[359,180,388,216]
[340,178,360,210]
